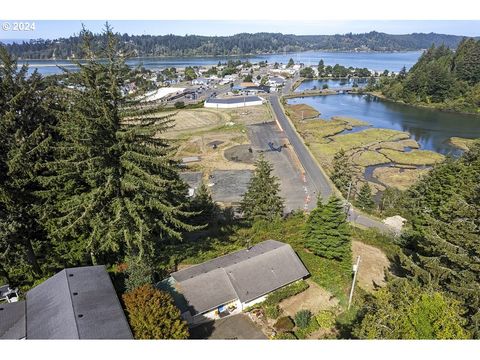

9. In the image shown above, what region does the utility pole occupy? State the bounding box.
[348,256,361,310]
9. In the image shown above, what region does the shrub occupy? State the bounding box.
[273,316,295,332]
[174,101,185,109]
[315,310,336,329]
[295,317,320,339]
[322,84,329,89]
[264,281,309,306]
[273,331,297,340]
[122,284,189,339]
[294,309,312,329]
[265,304,282,319]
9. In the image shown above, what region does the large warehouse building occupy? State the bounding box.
[204,95,264,108]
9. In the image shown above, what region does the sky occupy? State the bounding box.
[1,20,479,42]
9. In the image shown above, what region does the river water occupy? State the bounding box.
[295,78,369,92]
[21,50,423,76]
[287,94,480,155]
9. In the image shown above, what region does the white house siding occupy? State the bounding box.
[241,295,267,310]
[204,100,263,109]
[191,299,242,325]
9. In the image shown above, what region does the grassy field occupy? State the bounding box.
[164,105,271,139]
[351,150,391,167]
[449,137,479,151]
[285,103,320,121]
[379,149,445,166]
[373,167,430,191]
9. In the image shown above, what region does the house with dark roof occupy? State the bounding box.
[163,240,309,326]
[0,265,133,339]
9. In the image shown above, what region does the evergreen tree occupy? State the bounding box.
[356,183,375,211]
[453,38,480,85]
[0,46,56,284]
[400,141,480,335]
[189,183,217,225]
[240,155,284,222]
[287,58,295,68]
[124,256,154,292]
[353,278,470,339]
[305,196,351,262]
[39,25,196,267]
[317,59,325,76]
[331,149,353,196]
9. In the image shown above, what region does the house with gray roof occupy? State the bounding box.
[164,240,309,325]
[0,265,133,339]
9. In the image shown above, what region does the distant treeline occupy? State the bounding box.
[370,38,480,114]
[1,31,476,60]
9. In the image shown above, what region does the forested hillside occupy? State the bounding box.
[1,31,473,59]
[371,38,480,113]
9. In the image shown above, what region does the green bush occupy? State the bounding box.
[265,304,282,319]
[273,316,295,332]
[294,309,312,329]
[174,101,185,109]
[273,331,297,340]
[264,280,309,307]
[295,317,320,339]
[315,310,336,329]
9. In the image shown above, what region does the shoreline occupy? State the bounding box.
[11,49,424,63]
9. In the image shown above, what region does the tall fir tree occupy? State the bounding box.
[305,196,351,262]
[39,25,196,267]
[400,141,480,336]
[331,148,353,196]
[240,154,284,222]
[356,182,375,211]
[0,46,56,284]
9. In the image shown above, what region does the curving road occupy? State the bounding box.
[269,94,392,233]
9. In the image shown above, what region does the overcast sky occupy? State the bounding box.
[1,20,479,41]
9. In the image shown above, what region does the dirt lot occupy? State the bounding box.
[352,240,389,291]
[279,279,339,317]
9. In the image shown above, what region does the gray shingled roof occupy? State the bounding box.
[26,265,132,339]
[0,301,26,339]
[205,96,262,105]
[171,240,309,315]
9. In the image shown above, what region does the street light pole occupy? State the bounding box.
[348,256,361,310]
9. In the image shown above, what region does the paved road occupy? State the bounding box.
[248,122,317,213]
[269,94,392,233]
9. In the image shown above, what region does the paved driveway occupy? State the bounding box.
[190,314,267,340]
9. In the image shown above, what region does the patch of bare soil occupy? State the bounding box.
[352,240,389,292]
[279,279,339,317]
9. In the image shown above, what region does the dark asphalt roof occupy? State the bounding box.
[24,265,133,339]
[0,301,26,339]
[205,96,262,104]
[171,240,309,315]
